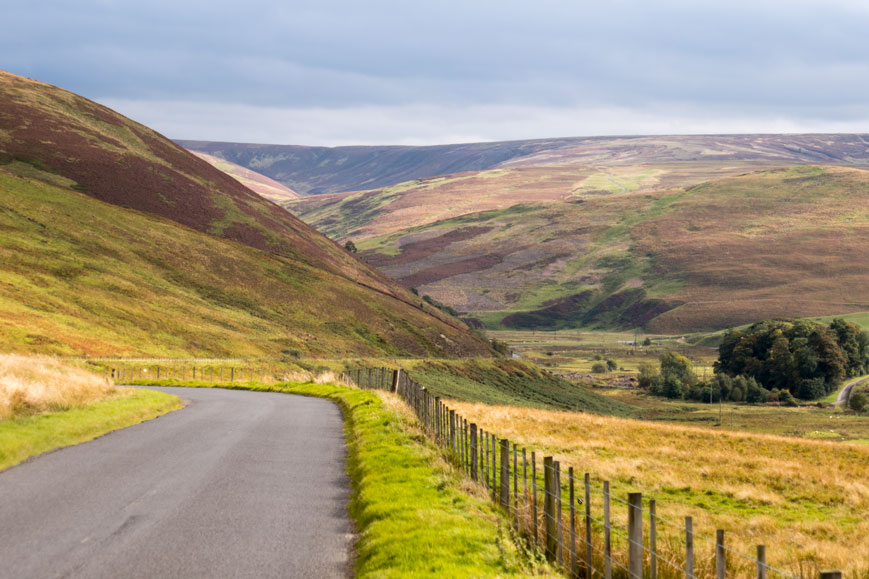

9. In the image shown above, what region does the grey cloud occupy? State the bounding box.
[4,0,869,143]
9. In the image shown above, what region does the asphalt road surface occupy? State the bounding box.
[835,376,868,406]
[0,387,351,578]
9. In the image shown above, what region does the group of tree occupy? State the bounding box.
[715,318,868,400]
[638,318,869,403]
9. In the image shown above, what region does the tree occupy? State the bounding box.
[642,337,652,347]
[830,318,869,377]
[591,362,608,374]
[745,377,769,403]
[797,377,827,400]
[850,391,868,413]
[659,374,685,399]
[606,359,618,371]
[713,318,863,400]
[344,240,358,253]
[659,352,696,387]
[637,362,657,389]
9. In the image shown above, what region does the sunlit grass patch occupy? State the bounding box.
[0,354,117,419]
[451,401,869,574]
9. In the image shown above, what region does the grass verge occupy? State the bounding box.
[128,379,555,577]
[0,388,182,472]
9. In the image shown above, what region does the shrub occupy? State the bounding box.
[591,362,608,374]
[773,389,798,406]
[745,377,770,404]
[490,339,510,356]
[606,359,618,371]
[660,375,685,399]
[637,362,657,389]
[798,377,827,401]
[850,391,868,413]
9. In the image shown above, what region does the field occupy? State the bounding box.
[488,329,720,377]
[403,358,637,416]
[450,400,869,576]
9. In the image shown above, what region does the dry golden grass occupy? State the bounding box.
[451,401,869,576]
[0,354,120,419]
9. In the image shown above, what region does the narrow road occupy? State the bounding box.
[0,387,351,579]
[835,376,869,406]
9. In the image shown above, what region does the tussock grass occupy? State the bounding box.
[0,354,117,419]
[452,401,869,575]
[0,354,182,471]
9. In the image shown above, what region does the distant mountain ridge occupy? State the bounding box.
[180,134,869,197]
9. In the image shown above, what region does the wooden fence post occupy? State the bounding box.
[491,433,497,499]
[556,461,563,566]
[628,493,643,579]
[391,369,400,392]
[522,448,528,534]
[543,456,557,561]
[649,499,657,579]
[584,473,592,576]
[756,545,766,579]
[449,410,456,451]
[434,398,441,443]
[483,430,489,489]
[532,451,538,546]
[464,419,469,474]
[604,481,612,579]
[685,516,694,579]
[716,530,725,579]
[569,467,577,578]
[500,439,510,511]
[470,423,478,480]
[513,444,518,529]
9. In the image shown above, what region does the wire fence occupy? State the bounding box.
[346,366,845,579]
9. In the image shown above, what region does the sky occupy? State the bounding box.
[4,0,869,146]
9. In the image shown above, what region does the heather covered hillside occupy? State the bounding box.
[292,164,869,333]
[0,71,492,357]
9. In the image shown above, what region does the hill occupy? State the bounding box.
[180,134,869,197]
[190,151,300,204]
[291,164,869,333]
[0,70,492,357]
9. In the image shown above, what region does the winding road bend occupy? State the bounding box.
[0,387,351,579]
[835,376,869,406]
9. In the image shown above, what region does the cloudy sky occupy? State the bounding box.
[4,0,869,145]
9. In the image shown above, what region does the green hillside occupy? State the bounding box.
[0,71,492,357]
